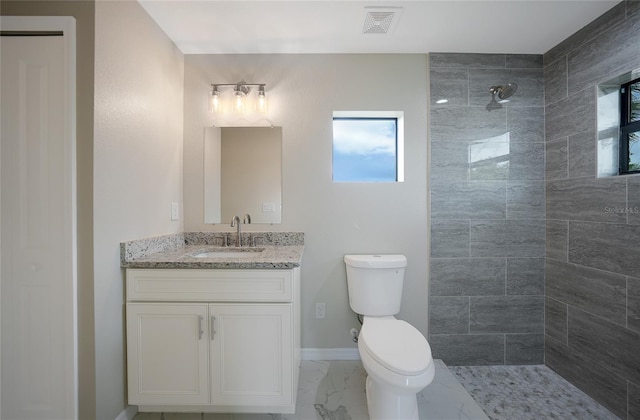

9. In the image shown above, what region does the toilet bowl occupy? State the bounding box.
[358,316,435,420]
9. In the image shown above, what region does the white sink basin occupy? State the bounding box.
[191,248,264,258]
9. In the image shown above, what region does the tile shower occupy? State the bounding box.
[428,52,546,366]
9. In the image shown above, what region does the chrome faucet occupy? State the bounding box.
[231,215,241,247]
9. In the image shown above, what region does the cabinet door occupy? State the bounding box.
[127,303,209,405]
[209,304,293,407]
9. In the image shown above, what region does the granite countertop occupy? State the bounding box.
[121,232,305,270]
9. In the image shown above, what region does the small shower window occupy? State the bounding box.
[332,111,404,182]
[620,77,640,174]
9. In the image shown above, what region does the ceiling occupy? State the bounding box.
[138,0,621,55]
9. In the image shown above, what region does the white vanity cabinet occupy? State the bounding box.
[125,268,301,413]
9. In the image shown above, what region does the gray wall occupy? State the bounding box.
[428,53,546,365]
[543,1,640,418]
[183,54,430,349]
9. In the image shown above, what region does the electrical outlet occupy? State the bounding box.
[315,303,326,319]
[171,202,179,221]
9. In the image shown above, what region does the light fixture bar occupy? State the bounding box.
[209,82,268,115]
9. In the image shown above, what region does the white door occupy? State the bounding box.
[209,303,293,407]
[0,17,77,419]
[126,303,210,405]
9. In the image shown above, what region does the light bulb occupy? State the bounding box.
[210,89,222,113]
[257,88,268,113]
[234,91,245,113]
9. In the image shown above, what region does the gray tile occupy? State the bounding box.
[430,53,505,69]
[546,220,568,261]
[470,219,545,258]
[546,177,627,223]
[506,181,545,219]
[545,297,568,344]
[546,259,627,325]
[468,68,544,108]
[545,88,596,140]
[507,107,544,143]
[430,106,506,142]
[509,143,545,180]
[505,334,544,364]
[430,67,468,106]
[628,276,640,333]
[431,220,469,258]
[568,12,640,95]
[431,181,506,220]
[545,137,568,180]
[568,130,596,178]
[629,0,640,18]
[544,56,567,105]
[505,54,543,69]
[630,380,640,420]
[470,295,544,334]
[469,139,510,181]
[430,258,506,296]
[506,257,544,295]
[430,141,469,182]
[569,221,640,278]
[429,334,504,366]
[629,176,640,226]
[543,2,626,66]
[569,306,640,385]
[545,335,628,419]
[429,296,469,334]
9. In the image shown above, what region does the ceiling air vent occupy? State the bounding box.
[362,7,402,35]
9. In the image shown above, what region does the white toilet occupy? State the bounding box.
[344,254,435,420]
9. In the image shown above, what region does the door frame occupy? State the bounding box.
[0,15,77,418]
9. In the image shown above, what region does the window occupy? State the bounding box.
[620,77,640,174]
[332,112,404,182]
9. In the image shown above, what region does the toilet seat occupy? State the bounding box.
[359,317,431,376]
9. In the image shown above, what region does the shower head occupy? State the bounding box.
[486,83,518,111]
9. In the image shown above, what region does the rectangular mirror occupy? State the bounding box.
[204,127,282,224]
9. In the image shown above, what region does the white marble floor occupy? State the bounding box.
[133,359,488,420]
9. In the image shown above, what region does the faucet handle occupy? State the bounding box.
[243,213,251,224]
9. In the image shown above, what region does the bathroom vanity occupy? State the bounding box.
[121,232,303,414]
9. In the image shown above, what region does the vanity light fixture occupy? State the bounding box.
[210,82,268,114]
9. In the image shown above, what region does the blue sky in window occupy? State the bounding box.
[332,118,397,182]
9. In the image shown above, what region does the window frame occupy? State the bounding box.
[619,77,640,175]
[331,112,404,183]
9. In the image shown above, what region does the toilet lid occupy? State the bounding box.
[359,318,432,376]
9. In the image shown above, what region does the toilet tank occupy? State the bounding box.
[344,254,407,316]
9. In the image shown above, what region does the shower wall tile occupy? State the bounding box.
[506,181,545,219]
[508,143,545,180]
[430,258,506,296]
[545,138,568,180]
[430,141,470,182]
[505,54,543,69]
[429,53,505,68]
[545,336,628,419]
[568,307,640,385]
[431,181,506,219]
[430,67,468,106]
[567,13,640,95]
[506,258,545,295]
[628,276,640,333]
[505,334,544,364]
[469,219,545,258]
[546,259,627,325]
[629,380,640,420]
[429,334,505,366]
[429,296,469,334]
[629,0,640,19]
[546,177,627,223]
[568,221,640,277]
[468,68,544,107]
[567,131,596,178]
[628,176,640,226]
[470,295,544,334]
[507,107,545,143]
[546,220,568,261]
[545,297,568,344]
[543,57,567,105]
[431,106,506,142]
[545,88,596,140]
[430,220,469,258]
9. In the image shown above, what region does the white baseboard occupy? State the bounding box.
[114,405,137,420]
[301,348,360,361]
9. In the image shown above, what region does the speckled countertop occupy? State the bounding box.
[121,232,304,269]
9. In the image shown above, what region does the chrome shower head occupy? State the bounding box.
[486,91,502,112]
[498,83,518,100]
[486,83,518,111]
